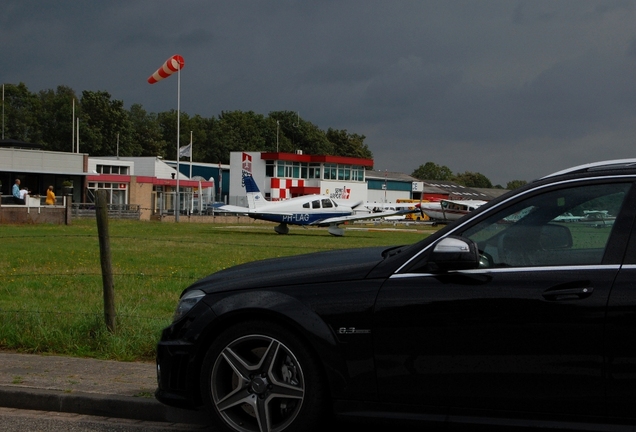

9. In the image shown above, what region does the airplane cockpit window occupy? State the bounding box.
[312,200,320,209]
[303,202,310,209]
[460,183,630,268]
[322,199,333,208]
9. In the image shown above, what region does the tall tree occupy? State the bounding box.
[78,90,133,156]
[215,110,269,156]
[157,109,179,159]
[411,162,453,180]
[326,128,372,159]
[185,114,212,162]
[2,82,41,143]
[453,171,493,188]
[268,111,333,155]
[157,110,199,161]
[128,104,165,157]
[37,85,77,152]
[506,180,527,190]
[267,111,298,153]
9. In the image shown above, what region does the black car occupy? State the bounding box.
[156,159,636,432]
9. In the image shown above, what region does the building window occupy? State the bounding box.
[336,165,352,181]
[308,163,321,179]
[351,166,365,181]
[87,182,128,205]
[96,164,129,175]
[266,160,275,177]
[276,161,302,178]
[323,163,337,180]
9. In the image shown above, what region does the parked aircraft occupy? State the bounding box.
[418,199,487,224]
[360,202,424,222]
[362,202,421,213]
[579,210,616,227]
[554,212,584,223]
[216,176,413,236]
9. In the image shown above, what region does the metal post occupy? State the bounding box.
[175,66,181,222]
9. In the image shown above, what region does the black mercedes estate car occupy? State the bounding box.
[156,160,636,432]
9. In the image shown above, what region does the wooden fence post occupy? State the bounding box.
[96,190,116,333]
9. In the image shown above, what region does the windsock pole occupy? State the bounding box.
[148,55,185,221]
[176,66,181,221]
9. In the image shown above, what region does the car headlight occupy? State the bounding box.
[173,289,205,322]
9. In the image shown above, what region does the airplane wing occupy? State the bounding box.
[216,204,251,214]
[312,208,418,226]
[216,205,296,219]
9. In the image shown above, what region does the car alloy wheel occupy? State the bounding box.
[201,321,325,432]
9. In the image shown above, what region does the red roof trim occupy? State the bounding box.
[260,152,373,167]
[260,152,312,162]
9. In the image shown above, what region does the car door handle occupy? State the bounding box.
[542,286,594,301]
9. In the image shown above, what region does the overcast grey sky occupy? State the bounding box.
[2,0,635,185]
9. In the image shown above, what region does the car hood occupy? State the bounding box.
[186,246,390,295]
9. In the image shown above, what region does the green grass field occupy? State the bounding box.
[0,219,435,361]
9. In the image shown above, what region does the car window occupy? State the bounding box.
[461,183,631,268]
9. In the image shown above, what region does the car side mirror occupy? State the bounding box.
[427,236,480,272]
[540,224,573,249]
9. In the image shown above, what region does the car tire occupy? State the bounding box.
[200,320,327,432]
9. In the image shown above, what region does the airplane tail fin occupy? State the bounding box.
[243,176,267,209]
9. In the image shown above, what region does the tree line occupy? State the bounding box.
[1,82,372,165]
[3,82,527,189]
[411,162,527,190]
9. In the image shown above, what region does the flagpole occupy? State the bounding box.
[72,98,75,152]
[189,131,193,214]
[176,65,181,222]
[2,84,5,140]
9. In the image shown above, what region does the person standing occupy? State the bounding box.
[12,179,24,205]
[45,185,56,205]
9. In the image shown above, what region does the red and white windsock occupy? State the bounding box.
[147,55,185,84]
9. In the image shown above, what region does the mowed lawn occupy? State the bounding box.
[0,219,435,361]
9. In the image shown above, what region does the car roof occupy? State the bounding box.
[542,158,636,179]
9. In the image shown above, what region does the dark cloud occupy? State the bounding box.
[1,0,635,185]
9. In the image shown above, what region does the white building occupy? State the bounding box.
[228,151,373,207]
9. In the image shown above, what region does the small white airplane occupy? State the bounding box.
[553,212,584,223]
[359,202,423,221]
[362,202,421,212]
[579,210,616,227]
[216,176,414,236]
[418,199,487,224]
